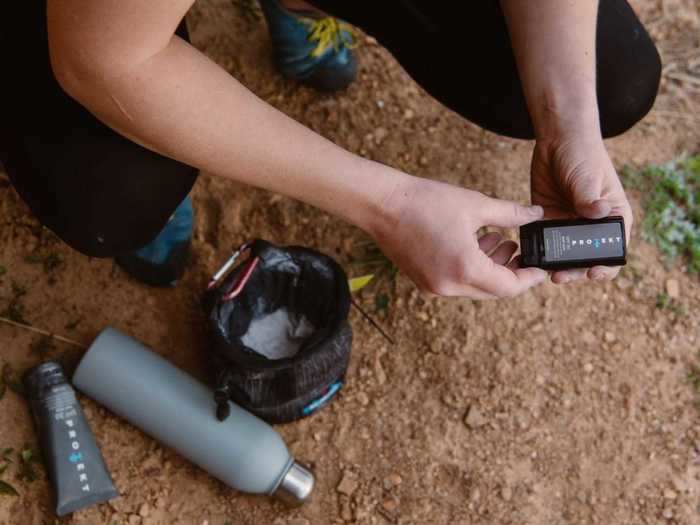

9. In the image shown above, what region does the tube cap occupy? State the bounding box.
[273,461,315,506]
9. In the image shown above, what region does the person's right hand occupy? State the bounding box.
[371,175,548,299]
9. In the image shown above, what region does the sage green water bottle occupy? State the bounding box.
[72,327,314,505]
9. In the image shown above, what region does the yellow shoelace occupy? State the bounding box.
[305,17,357,58]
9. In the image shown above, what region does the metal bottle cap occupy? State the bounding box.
[274,461,315,506]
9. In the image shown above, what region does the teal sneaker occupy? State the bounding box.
[115,197,193,287]
[258,0,357,92]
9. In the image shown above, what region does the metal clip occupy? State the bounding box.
[207,241,253,290]
[207,241,260,302]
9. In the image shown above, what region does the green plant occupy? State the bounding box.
[25,252,63,274]
[655,292,686,316]
[350,240,399,312]
[17,447,41,483]
[1,282,28,324]
[1,363,25,399]
[0,447,17,497]
[623,155,700,272]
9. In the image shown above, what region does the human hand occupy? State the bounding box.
[531,133,633,284]
[371,175,548,299]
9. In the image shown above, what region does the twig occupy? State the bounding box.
[0,316,87,349]
[665,71,700,87]
[649,110,700,125]
[661,61,678,75]
[351,299,396,346]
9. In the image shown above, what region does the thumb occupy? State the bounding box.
[480,197,544,228]
[571,180,611,219]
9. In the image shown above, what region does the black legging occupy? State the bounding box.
[311,0,661,139]
[0,0,661,258]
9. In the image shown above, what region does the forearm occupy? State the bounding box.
[500,0,600,139]
[52,35,398,234]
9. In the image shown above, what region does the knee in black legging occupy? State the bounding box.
[598,44,661,138]
[597,0,662,138]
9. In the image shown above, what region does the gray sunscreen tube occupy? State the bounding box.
[72,327,314,505]
[24,361,118,517]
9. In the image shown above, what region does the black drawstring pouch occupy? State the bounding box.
[202,239,352,424]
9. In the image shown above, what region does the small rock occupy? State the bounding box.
[465,405,487,429]
[340,500,353,521]
[500,486,513,501]
[128,515,141,525]
[357,391,369,406]
[666,279,680,299]
[470,488,481,502]
[403,109,415,119]
[582,331,597,345]
[374,127,388,144]
[337,471,359,496]
[583,363,594,374]
[139,503,150,518]
[384,472,403,489]
[662,507,674,520]
[419,156,429,166]
[604,331,616,343]
[496,341,509,354]
[382,497,399,512]
[663,489,677,500]
[155,497,166,509]
[616,277,633,290]
[376,100,385,109]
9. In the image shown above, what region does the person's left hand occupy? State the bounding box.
[530,132,633,284]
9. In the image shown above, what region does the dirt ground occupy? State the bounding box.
[2,1,700,524]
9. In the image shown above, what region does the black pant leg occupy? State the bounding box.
[311,0,661,139]
[0,2,198,258]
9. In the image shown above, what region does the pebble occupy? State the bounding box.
[139,503,150,518]
[337,471,359,496]
[464,405,487,429]
[341,500,353,521]
[128,515,141,525]
[663,489,678,500]
[403,109,415,119]
[384,472,403,489]
[419,156,429,166]
[155,497,166,509]
[582,331,597,345]
[616,277,633,290]
[374,127,388,144]
[382,497,399,512]
[662,508,674,520]
[357,391,369,406]
[604,331,616,343]
[500,486,513,501]
[584,363,594,374]
[666,279,680,299]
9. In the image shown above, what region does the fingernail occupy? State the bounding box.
[529,205,544,216]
